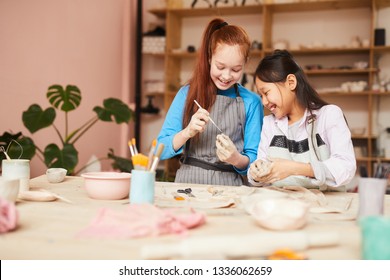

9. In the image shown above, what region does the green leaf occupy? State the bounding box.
[107,148,133,172]
[47,84,81,112]
[22,104,56,133]
[44,143,78,173]
[93,98,133,124]
[0,132,36,161]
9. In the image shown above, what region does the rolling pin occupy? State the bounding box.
[141,231,340,259]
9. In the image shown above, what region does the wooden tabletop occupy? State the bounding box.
[1,175,389,260]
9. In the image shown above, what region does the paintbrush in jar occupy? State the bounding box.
[146,139,157,170]
[150,143,164,172]
[128,140,135,157]
[131,138,139,155]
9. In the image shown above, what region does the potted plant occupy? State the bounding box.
[1,84,134,174]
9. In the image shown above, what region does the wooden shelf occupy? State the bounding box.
[266,0,371,12]
[147,0,390,178]
[284,47,371,55]
[372,45,390,53]
[149,8,166,18]
[375,0,390,8]
[167,5,263,17]
[305,68,377,75]
[142,52,165,57]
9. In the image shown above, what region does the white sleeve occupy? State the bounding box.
[319,106,357,187]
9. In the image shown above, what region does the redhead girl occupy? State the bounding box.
[248,50,356,190]
[157,18,263,186]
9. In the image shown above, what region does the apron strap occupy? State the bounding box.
[180,156,236,173]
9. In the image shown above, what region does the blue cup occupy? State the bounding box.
[360,216,390,260]
[130,170,155,204]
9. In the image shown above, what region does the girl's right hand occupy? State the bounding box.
[183,108,209,138]
[249,159,272,182]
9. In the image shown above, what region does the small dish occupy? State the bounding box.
[46,168,67,183]
[81,172,131,200]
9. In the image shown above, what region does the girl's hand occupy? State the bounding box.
[183,108,209,138]
[255,158,296,184]
[216,134,239,165]
[249,159,271,183]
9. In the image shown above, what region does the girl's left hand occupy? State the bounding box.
[215,134,239,165]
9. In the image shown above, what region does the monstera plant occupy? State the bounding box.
[3,84,134,174]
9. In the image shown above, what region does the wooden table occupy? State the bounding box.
[1,175,389,260]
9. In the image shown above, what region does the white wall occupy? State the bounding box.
[0,0,136,176]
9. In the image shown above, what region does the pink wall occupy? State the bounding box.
[0,0,136,177]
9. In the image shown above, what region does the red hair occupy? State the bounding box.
[182,18,251,128]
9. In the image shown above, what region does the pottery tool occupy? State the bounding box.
[128,140,135,157]
[194,100,222,133]
[150,143,164,172]
[177,188,195,197]
[0,146,11,160]
[146,139,157,170]
[132,138,139,155]
[38,189,74,204]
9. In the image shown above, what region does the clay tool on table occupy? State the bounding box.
[194,100,222,133]
[177,188,195,197]
[38,189,74,204]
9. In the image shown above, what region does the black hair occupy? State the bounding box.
[254,49,328,115]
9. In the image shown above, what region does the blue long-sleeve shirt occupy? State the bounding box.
[157,84,263,174]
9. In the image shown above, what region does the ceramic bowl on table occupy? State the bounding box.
[81,172,131,200]
[46,168,67,183]
[246,197,310,231]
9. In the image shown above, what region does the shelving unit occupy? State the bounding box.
[146,0,390,178]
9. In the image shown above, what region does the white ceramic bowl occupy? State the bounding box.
[81,172,131,200]
[0,177,20,202]
[46,168,67,183]
[247,198,309,231]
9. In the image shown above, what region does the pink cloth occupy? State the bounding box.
[0,197,18,233]
[77,204,206,238]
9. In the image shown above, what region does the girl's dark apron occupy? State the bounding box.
[176,85,246,186]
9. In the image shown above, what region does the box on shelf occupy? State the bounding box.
[142,37,166,54]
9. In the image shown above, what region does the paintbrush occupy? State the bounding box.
[131,138,138,155]
[128,140,135,157]
[147,139,157,170]
[150,143,164,172]
[132,153,149,170]
[193,100,222,133]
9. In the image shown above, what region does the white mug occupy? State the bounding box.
[2,159,30,192]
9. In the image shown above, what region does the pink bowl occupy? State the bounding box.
[81,172,131,200]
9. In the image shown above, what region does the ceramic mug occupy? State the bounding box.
[2,159,30,192]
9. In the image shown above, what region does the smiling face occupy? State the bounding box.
[210,43,245,90]
[255,74,303,122]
